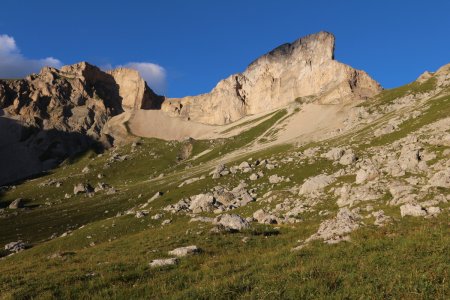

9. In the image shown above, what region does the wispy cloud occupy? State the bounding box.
[0,34,62,79]
[118,62,167,95]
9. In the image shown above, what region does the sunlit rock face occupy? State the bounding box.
[161,31,382,125]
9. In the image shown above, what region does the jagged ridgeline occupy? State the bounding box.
[0,32,449,299]
[0,62,163,185]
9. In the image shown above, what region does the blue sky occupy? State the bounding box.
[0,0,449,97]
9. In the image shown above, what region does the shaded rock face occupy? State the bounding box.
[162,32,382,125]
[0,62,161,185]
[107,68,163,110]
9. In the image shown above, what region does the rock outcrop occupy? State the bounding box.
[107,68,163,109]
[0,62,161,185]
[162,31,382,125]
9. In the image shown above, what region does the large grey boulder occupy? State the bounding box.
[214,214,250,231]
[306,208,362,244]
[300,174,334,194]
[149,258,179,268]
[189,193,216,213]
[5,240,27,253]
[168,245,201,257]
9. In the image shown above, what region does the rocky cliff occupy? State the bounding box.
[161,32,382,125]
[0,62,161,185]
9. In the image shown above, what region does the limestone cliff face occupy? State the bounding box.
[107,68,163,110]
[161,32,382,125]
[0,62,160,185]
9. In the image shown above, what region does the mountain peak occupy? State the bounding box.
[162,31,381,125]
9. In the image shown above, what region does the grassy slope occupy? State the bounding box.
[0,82,449,298]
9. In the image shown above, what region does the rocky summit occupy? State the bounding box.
[0,31,449,299]
[162,32,382,124]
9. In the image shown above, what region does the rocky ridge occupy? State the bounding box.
[161,32,382,125]
[0,62,161,185]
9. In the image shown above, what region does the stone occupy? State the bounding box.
[168,245,201,257]
[189,194,216,213]
[305,208,361,244]
[249,173,258,181]
[355,165,379,184]
[400,204,427,217]
[339,150,357,165]
[8,198,24,209]
[149,258,179,268]
[323,147,345,161]
[253,209,278,224]
[239,161,251,169]
[429,170,450,188]
[300,174,334,194]
[214,214,250,231]
[5,240,27,253]
[135,211,148,218]
[149,192,163,202]
[73,183,93,195]
[269,174,284,184]
[161,219,172,226]
[426,206,441,217]
[372,210,392,227]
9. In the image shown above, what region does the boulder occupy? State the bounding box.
[5,240,27,253]
[300,174,334,194]
[149,258,179,268]
[249,173,259,181]
[8,198,24,209]
[400,204,427,217]
[355,165,379,184]
[429,170,450,188]
[168,245,201,257]
[306,208,361,244]
[253,209,278,224]
[339,150,357,165]
[189,194,216,213]
[214,214,250,231]
[73,183,93,195]
[323,147,345,161]
[269,174,284,184]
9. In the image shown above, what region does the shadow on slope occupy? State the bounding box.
[0,116,103,186]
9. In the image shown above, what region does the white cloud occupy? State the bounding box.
[120,62,167,95]
[0,34,62,79]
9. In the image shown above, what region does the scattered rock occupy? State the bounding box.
[135,211,148,218]
[305,208,362,244]
[189,194,216,213]
[400,204,427,217]
[269,174,284,184]
[372,210,392,227]
[73,183,93,195]
[339,150,357,165]
[4,240,27,253]
[253,209,278,224]
[168,245,201,257]
[8,198,24,209]
[249,173,259,181]
[214,214,250,232]
[300,174,334,194]
[149,258,179,268]
[323,147,345,161]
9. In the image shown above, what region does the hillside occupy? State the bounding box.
[0,59,450,299]
[0,34,449,299]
